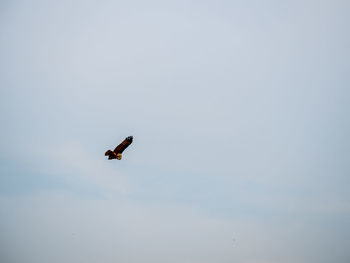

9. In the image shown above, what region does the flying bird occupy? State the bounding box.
[105,136,133,160]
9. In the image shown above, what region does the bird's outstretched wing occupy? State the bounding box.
[114,136,133,154]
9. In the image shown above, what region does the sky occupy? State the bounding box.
[1,0,350,262]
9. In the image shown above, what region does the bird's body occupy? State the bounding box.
[105,136,133,160]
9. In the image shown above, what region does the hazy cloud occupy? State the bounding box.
[1,0,349,262]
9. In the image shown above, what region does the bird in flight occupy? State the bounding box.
[105,136,133,160]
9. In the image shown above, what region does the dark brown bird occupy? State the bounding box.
[105,136,133,160]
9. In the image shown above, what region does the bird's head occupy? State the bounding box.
[116,153,122,160]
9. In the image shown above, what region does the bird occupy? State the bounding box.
[105,136,133,160]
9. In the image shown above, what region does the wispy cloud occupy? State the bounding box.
[41,142,131,195]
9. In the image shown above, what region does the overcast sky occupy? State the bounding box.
[1,0,350,262]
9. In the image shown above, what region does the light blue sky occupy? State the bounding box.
[1,0,350,262]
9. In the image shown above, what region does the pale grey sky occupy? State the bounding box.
[1,0,350,262]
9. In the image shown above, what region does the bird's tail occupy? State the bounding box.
[105,150,114,159]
